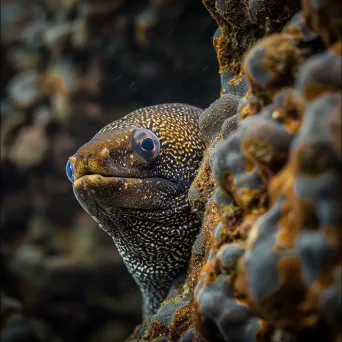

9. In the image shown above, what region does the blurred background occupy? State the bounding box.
[0,0,219,341]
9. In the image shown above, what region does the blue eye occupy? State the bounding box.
[141,137,154,151]
[133,129,160,162]
[66,158,75,183]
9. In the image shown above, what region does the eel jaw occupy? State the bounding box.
[73,174,183,215]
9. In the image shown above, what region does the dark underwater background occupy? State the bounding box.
[0,1,218,341]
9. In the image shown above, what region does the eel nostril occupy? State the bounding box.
[100,147,110,159]
[66,157,76,183]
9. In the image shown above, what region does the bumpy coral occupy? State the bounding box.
[214,88,305,215]
[192,87,307,342]
[283,12,326,59]
[188,93,241,216]
[219,69,249,97]
[199,94,240,145]
[194,244,262,341]
[203,0,301,81]
[302,0,342,46]
[296,41,342,101]
[236,93,341,338]
[189,2,341,342]
[243,34,303,103]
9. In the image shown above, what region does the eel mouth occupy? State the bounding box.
[73,174,183,212]
[74,173,178,188]
[75,172,176,183]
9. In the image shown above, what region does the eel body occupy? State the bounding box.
[66,103,205,317]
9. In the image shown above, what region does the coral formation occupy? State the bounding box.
[236,93,341,335]
[296,41,342,101]
[138,1,341,341]
[302,0,342,47]
[203,0,301,83]
[194,243,261,342]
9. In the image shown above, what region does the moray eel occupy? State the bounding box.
[66,104,205,317]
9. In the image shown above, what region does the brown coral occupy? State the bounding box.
[203,0,301,82]
[190,2,341,341]
[235,94,341,340]
[243,34,303,104]
[302,0,342,47]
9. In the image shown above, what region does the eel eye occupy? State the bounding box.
[133,128,160,162]
[142,138,154,151]
[66,156,76,183]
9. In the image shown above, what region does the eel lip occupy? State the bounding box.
[73,174,183,211]
[73,174,142,190]
[73,173,176,186]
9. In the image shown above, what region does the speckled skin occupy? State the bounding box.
[70,104,205,317]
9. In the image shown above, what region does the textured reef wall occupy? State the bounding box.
[130,0,341,341]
